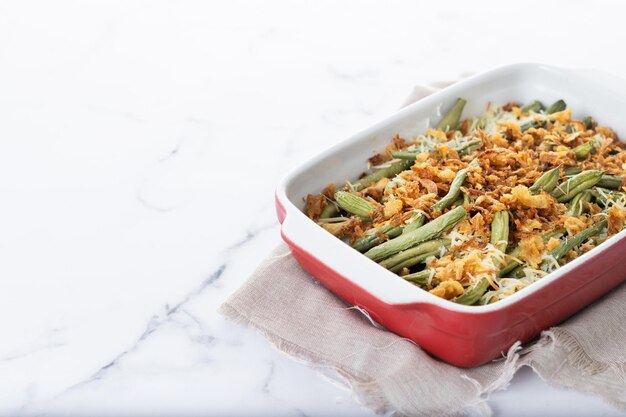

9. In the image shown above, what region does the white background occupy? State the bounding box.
[1,0,626,415]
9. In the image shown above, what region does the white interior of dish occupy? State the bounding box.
[276,63,626,311]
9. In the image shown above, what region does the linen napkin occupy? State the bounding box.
[220,86,626,417]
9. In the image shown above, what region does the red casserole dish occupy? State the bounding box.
[275,63,626,367]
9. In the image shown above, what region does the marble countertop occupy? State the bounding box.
[2,1,626,415]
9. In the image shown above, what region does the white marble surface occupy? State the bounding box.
[2,1,626,415]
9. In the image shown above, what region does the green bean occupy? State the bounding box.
[567,190,592,216]
[573,141,595,160]
[456,139,483,156]
[352,223,400,252]
[597,175,623,190]
[389,250,441,273]
[390,139,481,160]
[459,143,482,156]
[352,212,425,252]
[436,98,466,131]
[403,269,438,287]
[520,120,545,132]
[490,211,509,252]
[542,219,607,267]
[364,206,467,262]
[388,146,426,160]
[475,116,488,130]
[565,125,576,134]
[452,278,491,305]
[351,159,413,191]
[389,150,425,160]
[353,212,425,253]
[521,100,544,113]
[564,166,583,177]
[320,202,340,219]
[551,170,603,203]
[452,194,464,208]
[451,193,472,209]
[432,164,472,212]
[402,213,427,234]
[582,116,596,130]
[508,265,526,278]
[528,167,560,193]
[546,99,566,114]
[497,246,522,278]
[380,238,450,271]
[539,137,557,151]
[334,191,377,217]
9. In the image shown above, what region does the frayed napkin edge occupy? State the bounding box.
[219,300,500,417]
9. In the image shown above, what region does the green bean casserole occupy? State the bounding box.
[305,99,626,305]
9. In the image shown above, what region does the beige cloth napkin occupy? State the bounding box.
[220,86,626,417]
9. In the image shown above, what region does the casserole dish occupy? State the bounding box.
[275,63,626,367]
